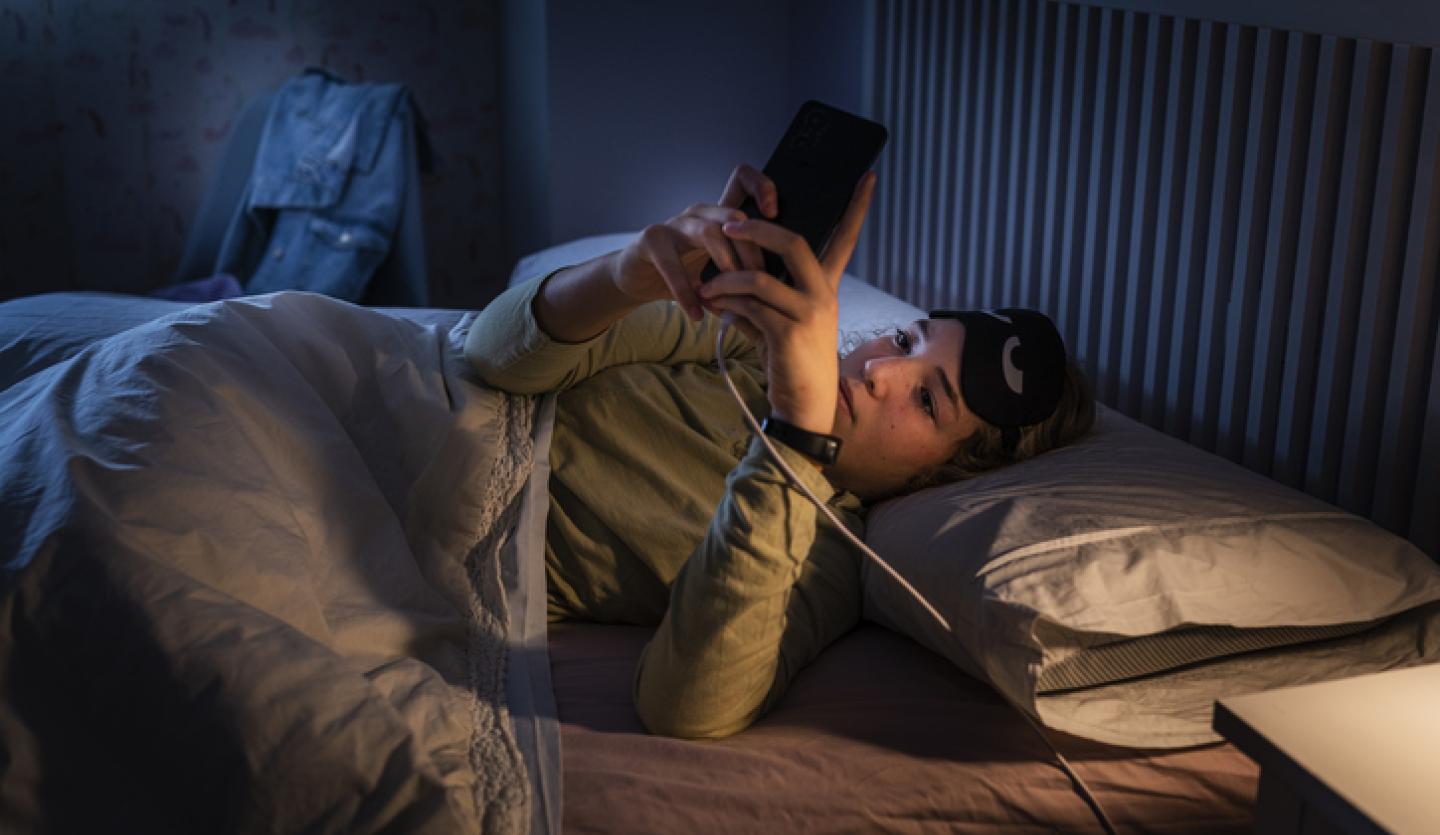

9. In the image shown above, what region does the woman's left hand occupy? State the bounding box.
[698,171,877,438]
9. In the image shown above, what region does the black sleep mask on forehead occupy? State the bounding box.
[928,308,1066,448]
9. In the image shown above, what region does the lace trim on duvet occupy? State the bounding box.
[461,392,536,835]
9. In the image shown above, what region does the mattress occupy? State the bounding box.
[549,621,1258,834]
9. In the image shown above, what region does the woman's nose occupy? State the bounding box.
[864,356,905,395]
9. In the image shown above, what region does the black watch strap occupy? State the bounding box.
[760,416,842,466]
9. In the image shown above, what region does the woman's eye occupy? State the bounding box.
[894,328,912,352]
[920,388,936,419]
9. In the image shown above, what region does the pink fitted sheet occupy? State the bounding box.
[549,622,1258,833]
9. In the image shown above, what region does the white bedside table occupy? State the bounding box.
[1213,664,1440,834]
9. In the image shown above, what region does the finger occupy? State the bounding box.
[679,247,712,273]
[818,171,878,283]
[718,163,779,218]
[680,202,750,265]
[700,298,764,342]
[734,238,765,272]
[640,225,703,321]
[699,269,805,321]
[672,213,744,275]
[703,294,789,342]
[690,195,764,268]
[682,203,748,227]
[720,219,825,294]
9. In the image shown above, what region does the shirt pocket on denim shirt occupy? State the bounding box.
[297,216,391,300]
[246,212,391,301]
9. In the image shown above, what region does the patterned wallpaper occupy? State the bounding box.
[0,0,503,308]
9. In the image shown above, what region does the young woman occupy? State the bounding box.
[465,165,1094,739]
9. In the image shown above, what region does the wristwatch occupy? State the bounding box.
[760,416,842,466]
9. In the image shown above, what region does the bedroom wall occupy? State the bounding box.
[498,0,879,276]
[2,0,873,307]
[0,0,505,308]
[499,0,790,272]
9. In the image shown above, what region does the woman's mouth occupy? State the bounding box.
[839,380,854,419]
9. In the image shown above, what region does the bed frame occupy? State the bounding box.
[859,0,1440,560]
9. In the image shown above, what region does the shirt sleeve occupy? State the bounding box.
[632,434,863,739]
[463,271,757,395]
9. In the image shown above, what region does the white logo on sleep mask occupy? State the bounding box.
[1002,336,1024,394]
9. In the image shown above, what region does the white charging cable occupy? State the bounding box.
[713,316,1118,835]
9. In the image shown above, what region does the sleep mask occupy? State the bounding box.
[928,308,1066,449]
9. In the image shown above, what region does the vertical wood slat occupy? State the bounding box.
[1242,31,1316,474]
[1059,7,1098,343]
[1193,23,1254,452]
[1307,40,1385,503]
[918,0,948,313]
[1037,3,1074,331]
[1164,20,1223,443]
[963,0,992,310]
[1339,44,1424,513]
[1140,19,1196,429]
[946,0,980,307]
[864,0,1440,558]
[1074,7,1115,386]
[1216,29,1283,462]
[978,0,1004,308]
[902,0,925,307]
[1274,37,1350,490]
[1111,11,1157,414]
[1016,0,1055,310]
[1376,51,1440,540]
[1001,0,1035,311]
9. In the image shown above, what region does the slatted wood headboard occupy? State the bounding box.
[860,0,1440,559]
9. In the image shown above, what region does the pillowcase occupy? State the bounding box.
[862,404,1440,747]
[507,230,928,344]
[509,232,639,288]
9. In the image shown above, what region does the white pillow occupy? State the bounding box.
[862,404,1440,747]
[507,232,927,345]
[509,233,639,288]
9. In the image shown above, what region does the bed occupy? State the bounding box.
[516,235,1440,833]
[5,228,1437,835]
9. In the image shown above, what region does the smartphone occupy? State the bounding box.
[701,100,888,284]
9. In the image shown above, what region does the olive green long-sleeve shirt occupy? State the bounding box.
[464,273,863,738]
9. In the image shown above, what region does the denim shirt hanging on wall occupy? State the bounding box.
[213,68,432,306]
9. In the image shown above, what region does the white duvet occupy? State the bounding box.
[0,292,556,834]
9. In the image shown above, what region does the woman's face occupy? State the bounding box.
[826,318,981,501]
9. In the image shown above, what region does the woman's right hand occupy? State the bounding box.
[611,163,780,322]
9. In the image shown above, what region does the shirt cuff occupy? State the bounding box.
[740,433,841,505]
